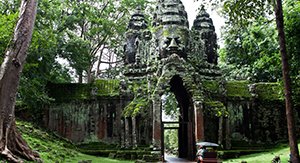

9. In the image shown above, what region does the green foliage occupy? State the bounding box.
[123,97,149,117]
[123,79,151,117]
[221,0,274,27]
[0,12,18,59]
[15,120,133,163]
[61,36,92,76]
[218,0,300,83]
[0,0,72,114]
[162,92,179,119]
[220,16,281,82]
[0,0,20,14]
[285,0,300,78]
[164,129,178,155]
[58,0,151,81]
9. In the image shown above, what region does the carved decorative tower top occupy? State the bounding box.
[153,0,188,27]
[127,7,147,31]
[153,0,189,60]
[124,8,149,65]
[192,6,218,65]
[123,1,221,81]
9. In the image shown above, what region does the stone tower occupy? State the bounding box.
[122,0,222,160]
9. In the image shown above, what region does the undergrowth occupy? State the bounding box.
[14,120,133,163]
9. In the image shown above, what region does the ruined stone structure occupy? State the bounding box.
[121,0,222,160]
[43,0,298,161]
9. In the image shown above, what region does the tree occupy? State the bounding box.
[0,0,41,162]
[274,1,299,162]
[59,0,150,83]
[220,17,281,81]
[0,0,72,118]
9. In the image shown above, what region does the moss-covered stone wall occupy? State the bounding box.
[44,98,124,143]
[47,79,120,102]
[44,79,296,149]
[225,81,284,100]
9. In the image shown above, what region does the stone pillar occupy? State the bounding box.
[124,117,131,148]
[225,117,231,149]
[97,103,107,139]
[218,116,224,145]
[120,118,125,147]
[132,116,137,148]
[115,99,122,142]
[194,101,204,142]
[152,96,162,150]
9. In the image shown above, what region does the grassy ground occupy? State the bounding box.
[11,120,300,163]
[65,153,133,163]
[224,143,300,163]
[16,121,134,163]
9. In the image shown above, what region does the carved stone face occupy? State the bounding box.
[156,25,189,59]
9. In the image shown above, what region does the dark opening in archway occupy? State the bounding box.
[169,75,195,160]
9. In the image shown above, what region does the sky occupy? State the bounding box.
[181,0,225,39]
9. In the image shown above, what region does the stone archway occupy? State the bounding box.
[169,75,194,159]
[151,55,205,161]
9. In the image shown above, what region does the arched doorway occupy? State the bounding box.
[161,75,196,160]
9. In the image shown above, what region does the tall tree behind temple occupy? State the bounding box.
[0,0,41,162]
[59,0,150,83]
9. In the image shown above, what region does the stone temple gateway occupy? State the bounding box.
[122,0,221,160]
[44,0,297,161]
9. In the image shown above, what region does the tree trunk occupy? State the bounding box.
[0,0,40,162]
[87,66,93,83]
[274,0,300,162]
[78,71,83,83]
[96,47,105,78]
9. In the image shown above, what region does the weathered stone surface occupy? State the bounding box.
[192,5,218,65]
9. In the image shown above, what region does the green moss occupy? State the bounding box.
[163,29,170,36]
[15,120,134,163]
[151,25,163,33]
[226,81,283,101]
[77,142,118,150]
[94,79,120,96]
[16,121,78,162]
[254,82,284,101]
[47,83,92,101]
[47,79,120,102]
[203,80,220,93]
[226,81,252,99]
[204,101,228,117]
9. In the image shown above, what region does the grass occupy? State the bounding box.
[10,120,300,163]
[223,143,300,163]
[15,120,134,163]
[65,153,133,163]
